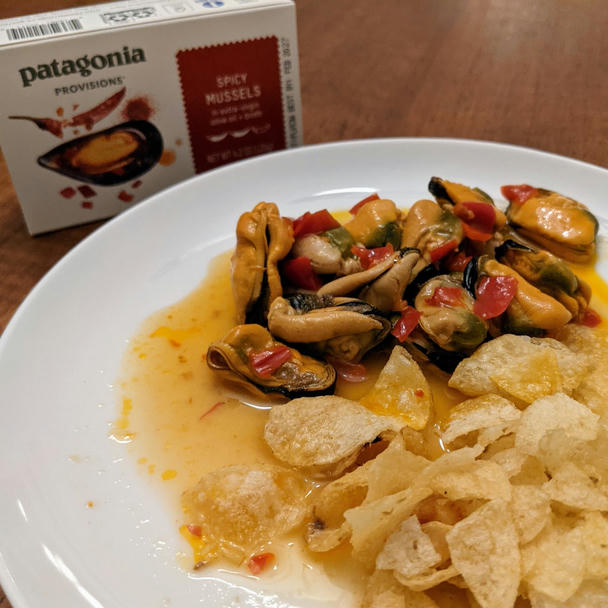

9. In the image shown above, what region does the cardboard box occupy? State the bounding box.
[0,0,302,234]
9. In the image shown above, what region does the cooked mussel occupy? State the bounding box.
[428,177,494,207]
[495,240,591,321]
[267,294,391,362]
[318,248,420,312]
[401,199,464,264]
[479,258,572,334]
[343,198,402,248]
[232,202,294,324]
[291,232,361,275]
[37,120,163,185]
[206,324,335,398]
[415,275,487,352]
[503,185,598,263]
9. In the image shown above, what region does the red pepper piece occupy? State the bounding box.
[281,257,323,290]
[349,192,380,215]
[327,357,368,382]
[293,209,340,238]
[78,185,97,198]
[351,243,394,270]
[581,308,602,327]
[429,239,459,263]
[444,250,472,272]
[426,286,465,308]
[247,553,275,575]
[249,345,292,378]
[501,184,538,205]
[473,275,518,320]
[391,306,421,342]
[187,524,202,537]
[60,187,76,199]
[118,191,134,202]
[454,201,496,242]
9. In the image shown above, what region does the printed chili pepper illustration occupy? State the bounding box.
[9,87,126,138]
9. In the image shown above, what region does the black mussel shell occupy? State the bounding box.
[403,264,440,304]
[37,120,163,186]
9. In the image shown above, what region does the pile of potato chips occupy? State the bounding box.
[184,326,608,607]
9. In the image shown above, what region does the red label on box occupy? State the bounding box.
[177,37,286,173]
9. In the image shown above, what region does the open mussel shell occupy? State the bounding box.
[206,324,336,398]
[267,294,391,363]
[37,120,163,186]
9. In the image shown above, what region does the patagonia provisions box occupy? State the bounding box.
[0,0,301,234]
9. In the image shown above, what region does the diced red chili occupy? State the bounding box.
[78,185,97,198]
[444,250,472,272]
[391,306,421,342]
[581,308,602,327]
[187,524,202,537]
[349,192,380,215]
[249,345,292,378]
[327,357,368,382]
[293,209,340,238]
[473,275,518,320]
[60,187,76,199]
[429,239,459,263]
[118,191,134,202]
[81,201,93,209]
[281,257,323,290]
[426,286,465,308]
[351,243,394,269]
[414,389,425,398]
[454,201,496,242]
[247,553,275,575]
[501,184,538,205]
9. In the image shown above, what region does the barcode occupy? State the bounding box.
[6,19,83,41]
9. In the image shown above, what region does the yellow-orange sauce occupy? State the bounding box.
[116,247,608,607]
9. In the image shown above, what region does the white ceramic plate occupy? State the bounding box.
[1,138,608,608]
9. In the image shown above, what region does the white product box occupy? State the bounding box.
[0,0,302,233]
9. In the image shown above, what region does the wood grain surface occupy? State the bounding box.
[2,0,608,605]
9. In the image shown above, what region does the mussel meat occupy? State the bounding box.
[503,185,598,263]
[267,294,391,362]
[495,240,591,321]
[343,198,402,248]
[206,324,336,398]
[232,202,294,324]
[415,275,488,352]
[428,176,494,207]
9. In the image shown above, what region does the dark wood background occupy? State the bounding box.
[2,0,608,605]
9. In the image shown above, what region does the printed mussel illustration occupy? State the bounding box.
[37,120,163,186]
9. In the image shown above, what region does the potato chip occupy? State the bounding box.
[441,394,521,448]
[522,519,585,602]
[362,571,440,608]
[376,516,442,577]
[514,393,599,456]
[420,521,452,564]
[429,459,511,502]
[360,346,432,430]
[509,455,549,486]
[528,580,608,608]
[579,511,608,580]
[545,461,608,511]
[264,395,402,477]
[182,464,308,562]
[486,447,527,478]
[346,485,434,568]
[393,565,460,592]
[446,499,520,608]
[448,335,588,402]
[510,485,551,544]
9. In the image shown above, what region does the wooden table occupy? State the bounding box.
[1,0,607,605]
